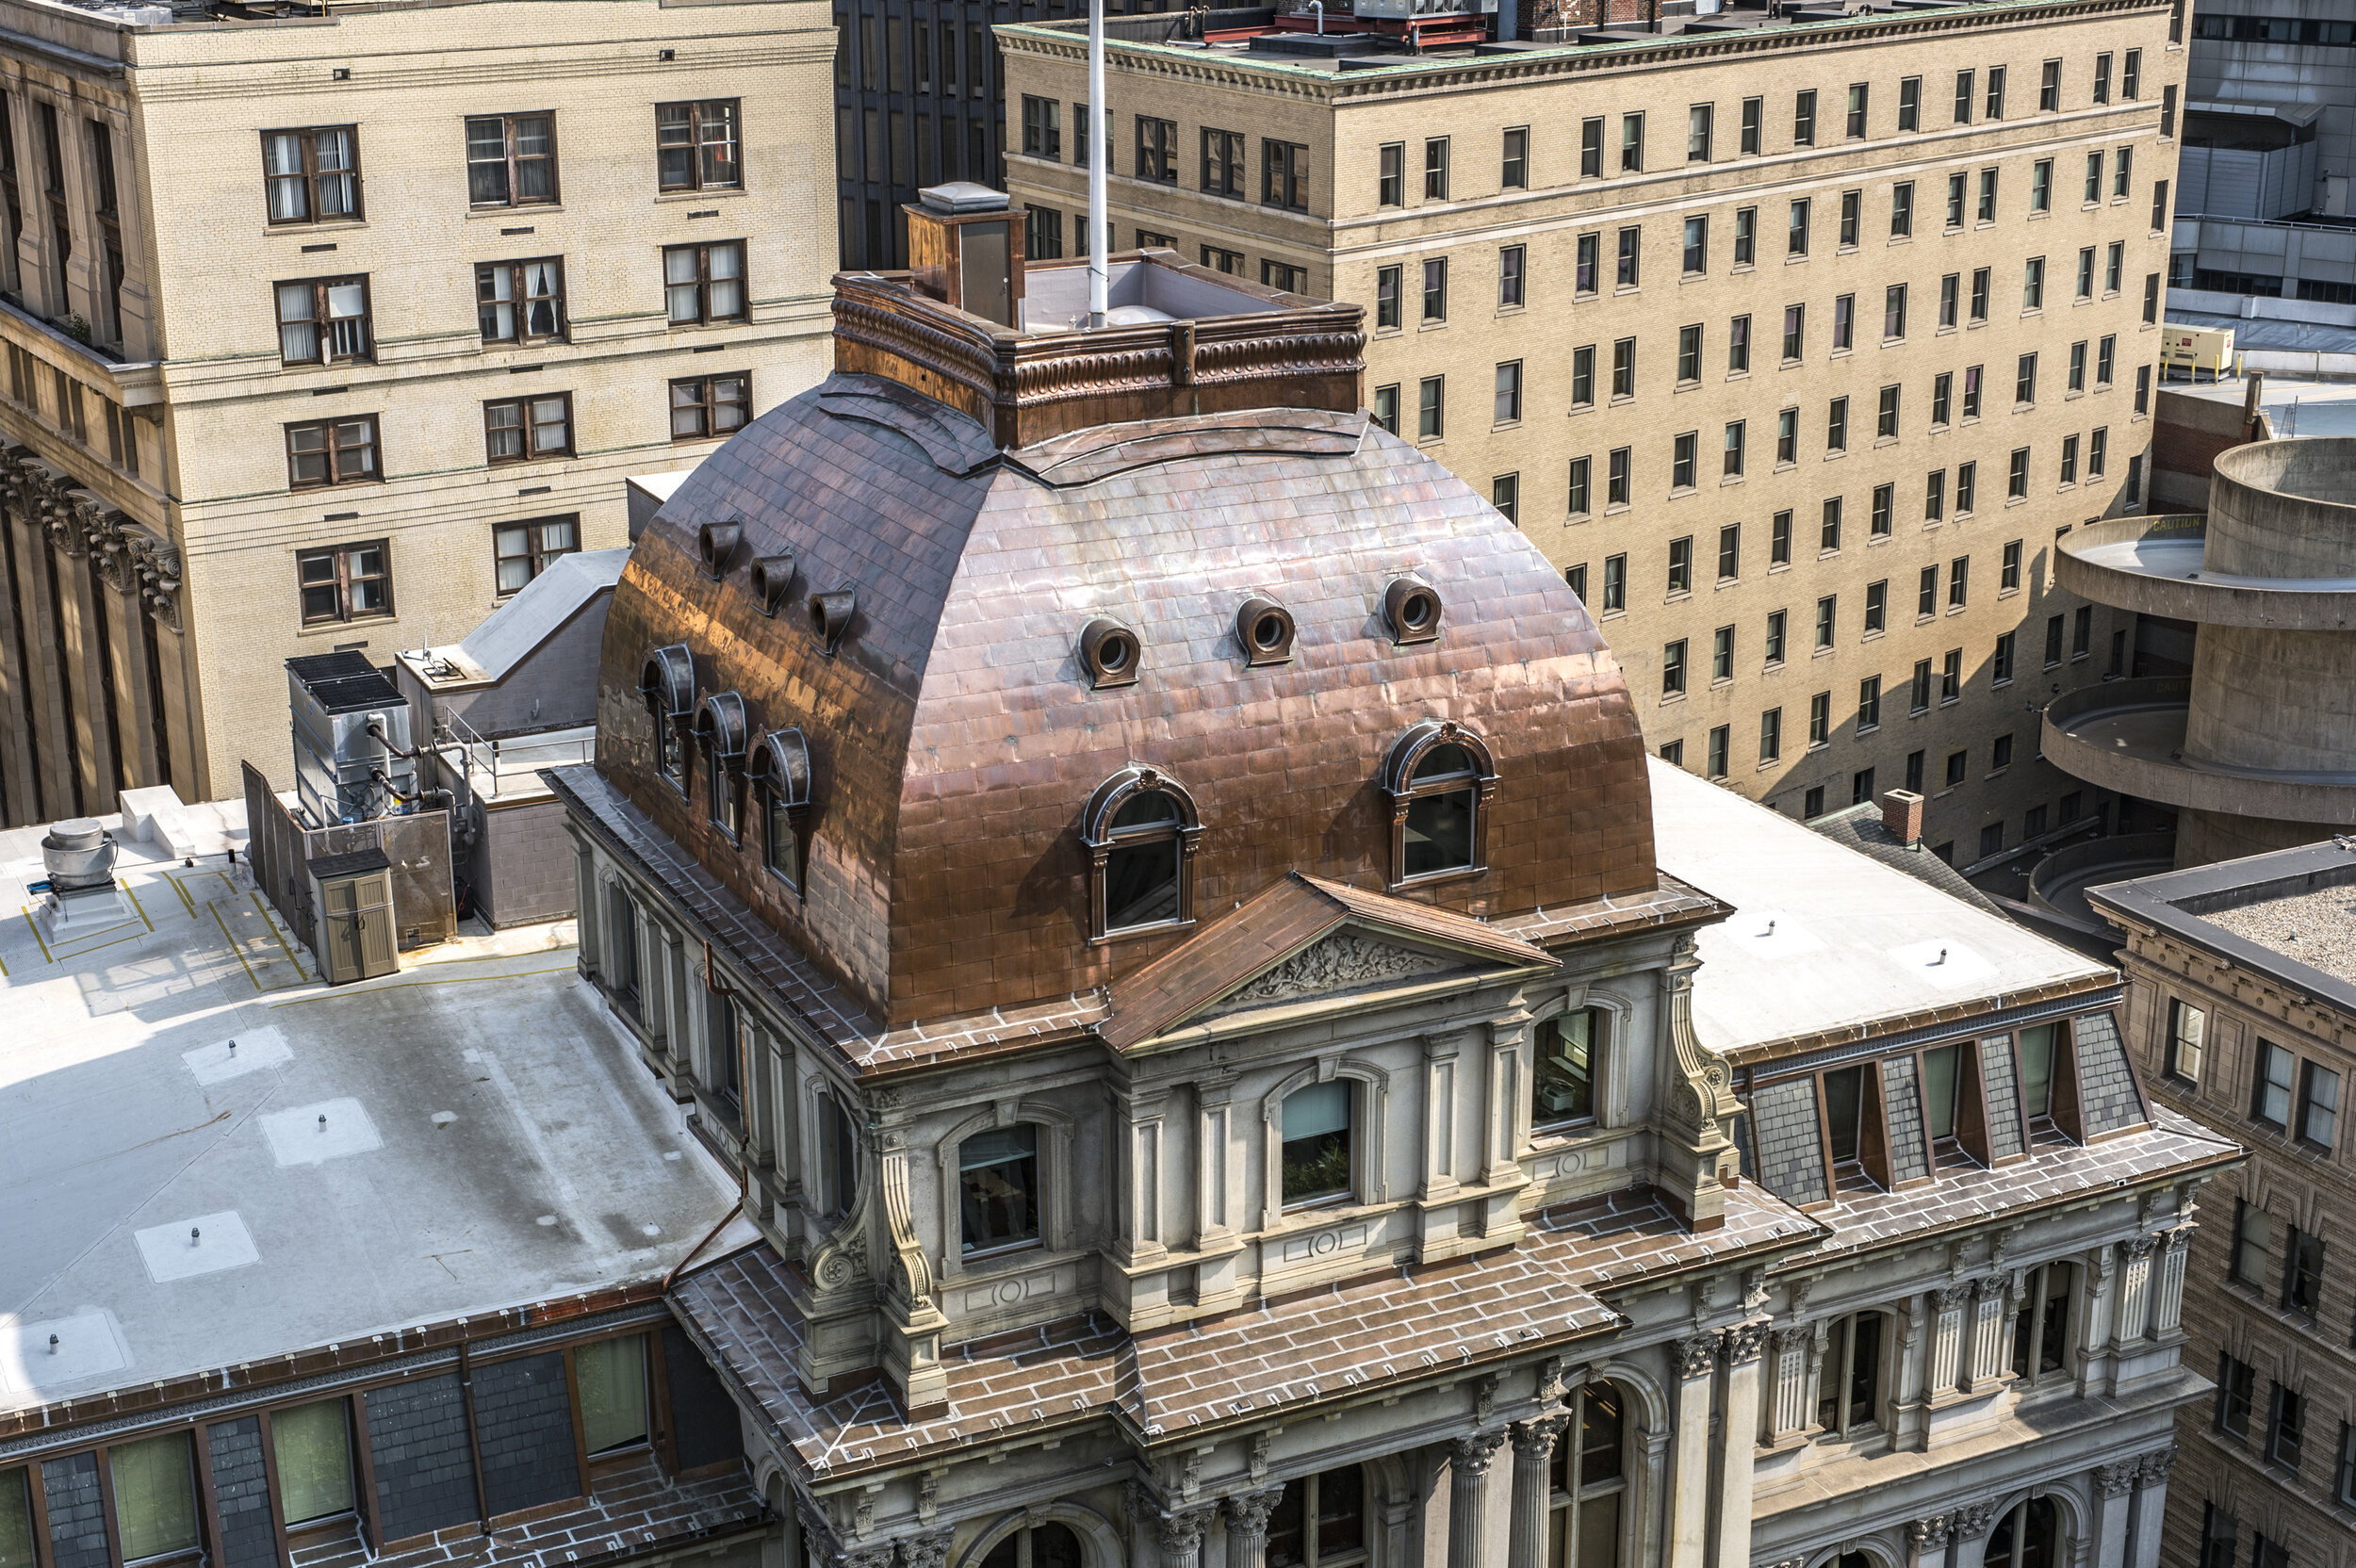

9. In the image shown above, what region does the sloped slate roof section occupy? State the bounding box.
[597,371,1656,1028]
[1098,871,1549,1052]
[2071,1010,2150,1135]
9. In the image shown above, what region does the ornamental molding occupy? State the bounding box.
[1448,1428,1506,1477]
[0,448,179,629]
[1677,1332,1719,1379]
[1216,930,1462,1011]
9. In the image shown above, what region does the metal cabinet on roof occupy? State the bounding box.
[308,846,399,984]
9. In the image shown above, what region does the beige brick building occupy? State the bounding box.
[0,0,835,825]
[2092,843,2356,1568]
[1002,0,2186,868]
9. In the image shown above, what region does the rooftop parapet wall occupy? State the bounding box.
[2207,436,2356,579]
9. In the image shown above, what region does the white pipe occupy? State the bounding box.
[1087,0,1108,328]
[1310,1,1324,31]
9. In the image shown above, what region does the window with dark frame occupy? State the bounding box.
[483,392,572,465]
[493,514,580,595]
[298,539,391,624]
[286,415,380,489]
[1204,128,1247,198]
[477,257,566,343]
[656,100,741,192]
[671,371,751,441]
[262,124,361,224]
[275,275,371,366]
[1263,139,1309,211]
[466,112,557,207]
[664,240,747,326]
[1136,116,1178,183]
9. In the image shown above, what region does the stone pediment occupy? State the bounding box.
[1098,873,1550,1052]
[1203,928,1467,1018]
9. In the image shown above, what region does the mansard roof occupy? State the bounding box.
[594,370,1655,1029]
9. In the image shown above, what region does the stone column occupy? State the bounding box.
[1158,1507,1214,1568]
[1422,1030,1463,1201]
[2154,1227,2193,1336]
[1121,1086,1170,1264]
[1446,1430,1506,1568]
[1223,1489,1285,1568]
[1507,1415,1568,1568]
[1963,1277,2007,1392]
[1716,1323,1767,1568]
[1906,1517,1952,1568]
[2116,1237,2157,1348]
[2091,1462,2137,1568]
[1668,1333,1715,1568]
[1930,1282,1972,1397]
[2077,1245,2119,1377]
[2128,1449,2174,1568]
[1769,1326,1812,1439]
[572,843,600,972]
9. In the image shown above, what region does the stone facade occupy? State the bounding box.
[2094,844,2356,1568]
[999,0,2187,869]
[0,0,836,825]
[551,251,2239,1568]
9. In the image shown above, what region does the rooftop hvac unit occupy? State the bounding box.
[1350,0,1485,18]
[287,651,417,826]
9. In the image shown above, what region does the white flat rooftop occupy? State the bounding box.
[1648,760,2113,1053]
[0,819,743,1417]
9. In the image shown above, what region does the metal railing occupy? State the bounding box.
[437,712,595,800]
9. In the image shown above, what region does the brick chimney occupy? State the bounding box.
[1880,790,1924,850]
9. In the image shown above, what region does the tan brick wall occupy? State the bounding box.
[1005,0,2188,863]
[0,0,839,814]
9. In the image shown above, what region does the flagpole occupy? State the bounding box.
[1087,0,1108,328]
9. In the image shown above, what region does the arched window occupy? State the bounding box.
[639,645,694,793]
[1380,721,1497,890]
[1816,1312,1883,1436]
[980,1522,1081,1568]
[1280,1081,1352,1208]
[1268,1465,1366,1568]
[1547,1381,1628,1568]
[1984,1497,2058,1568]
[695,693,747,840]
[1534,1008,1603,1127]
[958,1125,1039,1256]
[750,727,812,892]
[1080,766,1201,941]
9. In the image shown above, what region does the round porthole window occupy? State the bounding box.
[1383,574,1445,645]
[1079,617,1143,689]
[1235,596,1297,666]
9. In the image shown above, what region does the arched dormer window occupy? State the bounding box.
[1080,766,1201,941]
[750,727,813,892]
[1380,721,1498,890]
[695,692,748,841]
[639,645,694,793]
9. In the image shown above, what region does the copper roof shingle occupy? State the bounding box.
[592,368,1658,1030]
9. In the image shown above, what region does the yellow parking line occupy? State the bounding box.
[250,892,305,972]
[18,907,52,965]
[159,870,197,918]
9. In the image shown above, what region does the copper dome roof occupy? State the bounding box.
[596,373,1656,1026]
